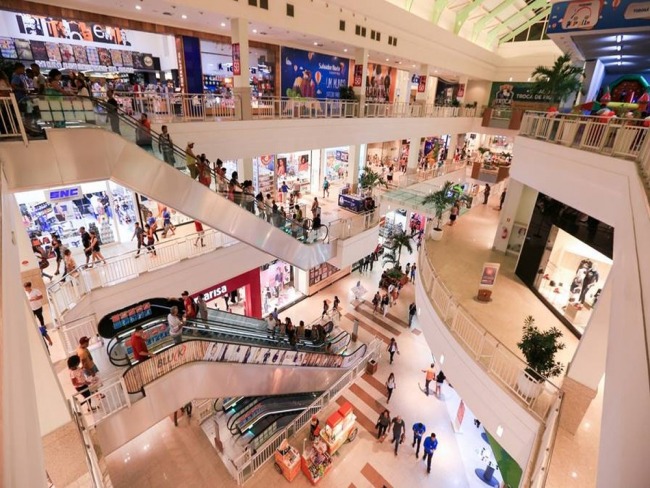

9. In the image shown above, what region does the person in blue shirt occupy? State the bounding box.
[423,433,438,474]
[412,422,426,458]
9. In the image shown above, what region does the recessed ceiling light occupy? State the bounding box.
[343,48,348,52]
[135,5,142,9]
[181,14,187,19]
[314,41,318,46]
[252,29,258,33]
[412,64,416,68]
[385,58,389,61]
[220,22,226,27]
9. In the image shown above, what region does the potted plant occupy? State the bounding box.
[382,232,413,285]
[421,181,456,241]
[516,315,566,398]
[358,168,387,196]
[530,53,585,109]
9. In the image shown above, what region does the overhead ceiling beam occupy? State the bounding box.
[498,6,551,44]
[431,0,450,23]
[471,0,519,41]
[454,0,488,34]
[486,0,548,45]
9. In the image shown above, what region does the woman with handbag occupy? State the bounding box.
[376,409,390,441]
[386,372,396,403]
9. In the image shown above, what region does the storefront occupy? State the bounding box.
[516,194,613,337]
[276,149,320,198]
[253,155,275,196]
[366,140,406,169]
[260,259,304,314]
[136,195,193,231]
[323,146,350,182]
[365,62,397,103]
[193,268,262,318]
[0,11,178,89]
[16,181,137,252]
[379,210,426,244]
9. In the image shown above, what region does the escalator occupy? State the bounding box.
[5,95,335,269]
[106,306,351,367]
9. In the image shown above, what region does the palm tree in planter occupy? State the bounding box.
[381,231,413,287]
[359,167,388,195]
[516,315,566,398]
[530,53,584,109]
[421,181,455,241]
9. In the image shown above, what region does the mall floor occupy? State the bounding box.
[46,186,600,488]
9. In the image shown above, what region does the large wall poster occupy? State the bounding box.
[547,0,650,34]
[281,47,350,99]
[488,82,553,108]
[366,62,397,103]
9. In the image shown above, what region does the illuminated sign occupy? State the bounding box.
[47,186,81,201]
[203,285,228,301]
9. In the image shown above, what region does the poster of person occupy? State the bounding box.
[30,41,48,61]
[365,62,397,103]
[15,13,131,45]
[97,47,113,67]
[281,46,350,99]
[44,42,62,62]
[58,44,75,64]
[276,157,288,177]
[72,45,89,64]
[14,39,33,60]
[479,262,500,287]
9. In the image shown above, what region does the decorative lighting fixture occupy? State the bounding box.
[616,45,621,51]
[314,41,318,46]
[385,58,389,61]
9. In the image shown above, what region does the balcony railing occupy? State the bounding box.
[418,248,561,421]
[520,111,650,188]
[0,94,28,144]
[70,373,131,429]
[46,229,237,321]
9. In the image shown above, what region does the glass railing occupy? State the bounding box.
[25,94,330,246]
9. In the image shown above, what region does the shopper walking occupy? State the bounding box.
[144,224,157,256]
[422,363,435,396]
[168,306,185,345]
[390,415,406,456]
[24,281,45,328]
[63,249,77,278]
[135,113,153,153]
[412,422,427,458]
[410,264,417,283]
[106,90,120,135]
[381,294,390,317]
[68,355,95,412]
[449,202,459,226]
[160,207,176,238]
[79,227,92,267]
[77,336,98,377]
[322,299,329,318]
[387,338,399,364]
[376,409,390,441]
[52,234,63,275]
[132,222,144,258]
[423,433,438,473]
[483,183,491,205]
[408,302,417,327]
[386,372,396,403]
[435,370,446,397]
[372,291,381,314]
[196,295,208,321]
[499,188,507,210]
[88,230,106,266]
[322,177,330,198]
[194,220,205,247]
[158,125,176,167]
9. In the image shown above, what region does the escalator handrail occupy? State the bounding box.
[231,393,319,433]
[121,337,368,394]
[85,97,329,242]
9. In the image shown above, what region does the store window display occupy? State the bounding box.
[260,259,304,313]
[253,155,275,196]
[324,147,350,182]
[137,195,192,231]
[276,151,313,199]
[534,226,611,335]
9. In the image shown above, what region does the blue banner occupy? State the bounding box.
[547,0,650,34]
[280,47,350,99]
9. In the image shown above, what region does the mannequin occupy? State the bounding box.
[580,265,600,303]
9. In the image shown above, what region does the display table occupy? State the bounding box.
[274,444,301,482]
[338,193,374,213]
[320,402,358,454]
[301,440,332,485]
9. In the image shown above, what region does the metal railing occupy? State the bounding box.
[364,102,477,119]
[418,249,561,420]
[233,337,382,484]
[46,229,237,321]
[251,97,359,119]
[58,314,100,356]
[529,395,563,488]
[0,94,28,144]
[70,373,131,429]
[70,399,110,488]
[328,209,380,241]
[390,159,468,188]
[520,111,650,188]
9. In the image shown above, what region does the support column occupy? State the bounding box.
[352,48,369,114]
[346,144,365,192]
[583,59,606,103]
[558,281,610,433]
[427,76,438,105]
[492,181,537,253]
[238,157,253,182]
[407,135,422,171]
[231,18,252,120]
[415,65,429,104]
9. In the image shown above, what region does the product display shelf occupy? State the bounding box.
[274,444,301,482]
[319,402,358,455]
[301,440,333,485]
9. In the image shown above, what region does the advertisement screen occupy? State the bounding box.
[280,47,350,99]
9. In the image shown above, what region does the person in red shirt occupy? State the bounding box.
[194,220,205,247]
[181,290,197,319]
[130,325,151,362]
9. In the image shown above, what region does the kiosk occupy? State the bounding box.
[319,402,358,454]
[274,440,301,482]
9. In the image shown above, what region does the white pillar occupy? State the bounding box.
[353,48,369,112]
[415,65,429,104]
[231,18,252,120]
[347,144,366,191]
[427,76,438,105]
[407,135,422,171]
[492,181,537,253]
[238,157,253,182]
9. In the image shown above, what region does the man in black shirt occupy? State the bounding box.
[79,227,92,266]
[391,415,406,455]
[106,90,121,134]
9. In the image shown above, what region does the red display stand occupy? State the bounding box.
[274,443,301,482]
[320,402,358,455]
[300,440,332,485]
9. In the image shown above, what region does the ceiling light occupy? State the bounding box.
[618,61,622,66]
[617,55,622,60]
[616,35,622,43]
[616,45,621,51]
[496,425,504,437]
[385,58,389,61]
[135,5,142,9]
[343,48,348,52]
[412,64,416,68]
[220,22,226,27]
[181,14,187,19]
[252,29,258,33]
[314,41,318,46]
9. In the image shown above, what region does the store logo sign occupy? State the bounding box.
[47,186,81,201]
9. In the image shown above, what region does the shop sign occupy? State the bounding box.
[479,262,500,287]
[488,82,552,107]
[353,64,364,87]
[175,36,186,92]
[202,285,228,301]
[15,13,131,46]
[156,344,187,370]
[47,186,81,202]
[417,75,427,93]
[232,43,241,76]
[336,150,349,162]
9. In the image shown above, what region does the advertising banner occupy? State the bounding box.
[366,62,397,103]
[547,0,650,34]
[202,342,346,368]
[15,13,131,46]
[453,400,466,432]
[480,262,501,287]
[418,75,427,93]
[232,42,241,76]
[281,46,350,99]
[488,82,553,107]
[353,63,364,87]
